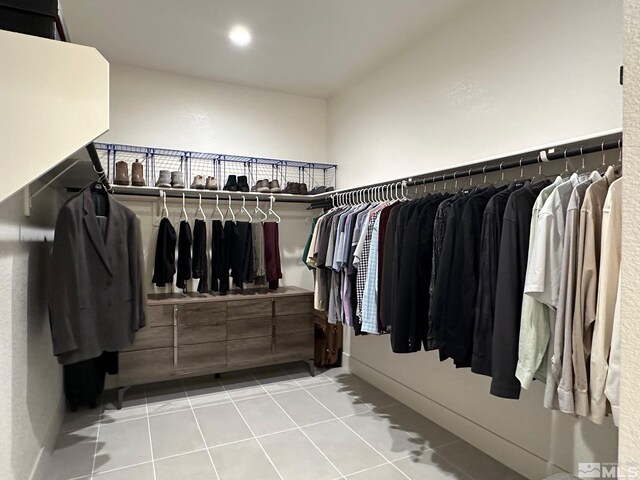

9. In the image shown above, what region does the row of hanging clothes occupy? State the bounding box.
[304,146,622,425]
[153,193,283,293]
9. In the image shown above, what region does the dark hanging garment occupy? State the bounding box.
[152,217,177,287]
[192,219,208,293]
[376,203,401,332]
[211,220,226,293]
[234,221,254,286]
[63,351,118,410]
[378,205,403,332]
[491,180,551,399]
[264,222,283,290]
[472,182,524,376]
[225,220,242,289]
[176,220,193,290]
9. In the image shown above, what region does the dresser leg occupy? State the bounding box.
[305,359,316,377]
[214,373,221,379]
[117,386,129,410]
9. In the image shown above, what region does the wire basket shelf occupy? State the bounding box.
[95,143,337,191]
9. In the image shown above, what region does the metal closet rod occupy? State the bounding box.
[407,137,622,187]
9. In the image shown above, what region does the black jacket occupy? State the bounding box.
[152,217,177,287]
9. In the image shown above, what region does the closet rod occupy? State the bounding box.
[408,137,622,187]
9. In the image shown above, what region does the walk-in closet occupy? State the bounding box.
[1,1,639,479]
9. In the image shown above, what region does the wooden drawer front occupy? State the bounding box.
[274,332,314,361]
[227,316,273,340]
[227,337,272,366]
[178,302,227,325]
[274,295,313,316]
[124,326,173,352]
[120,347,174,384]
[147,304,175,327]
[177,342,226,370]
[179,324,227,345]
[274,314,314,336]
[227,299,273,320]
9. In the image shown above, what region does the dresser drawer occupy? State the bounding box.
[227,316,273,340]
[178,302,227,325]
[119,347,174,384]
[227,337,272,366]
[227,299,273,320]
[179,323,227,344]
[177,342,226,370]
[123,326,173,352]
[274,295,313,316]
[274,332,314,361]
[147,304,175,327]
[274,314,314,336]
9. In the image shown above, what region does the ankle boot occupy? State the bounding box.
[191,175,206,189]
[238,175,250,193]
[114,161,129,186]
[156,170,171,188]
[171,171,185,188]
[205,176,218,190]
[131,159,145,186]
[224,175,238,191]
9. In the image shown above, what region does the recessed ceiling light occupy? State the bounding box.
[229,25,252,47]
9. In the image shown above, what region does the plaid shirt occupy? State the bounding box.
[361,215,382,333]
[355,207,384,318]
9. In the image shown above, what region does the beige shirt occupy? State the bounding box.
[590,176,622,424]
[572,166,616,416]
[553,172,600,413]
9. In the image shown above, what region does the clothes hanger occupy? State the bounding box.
[530,155,549,185]
[254,197,268,222]
[596,141,609,175]
[461,168,475,194]
[560,149,571,179]
[211,194,225,221]
[235,195,253,222]
[494,162,510,188]
[476,166,491,189]
[512,158,529,183]
[573,146,590,176]
[180,193,189,223]
[267,195,281,223]
[225,195,236,223]
[194,194,207,222]
[161,190,169,218]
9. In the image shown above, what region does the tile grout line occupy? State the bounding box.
[219,377,286,480]
[89,403,103,478]
[184,378,223,480]
[253,374,347,479]
[143,390,158,480]
[301,380,412,480]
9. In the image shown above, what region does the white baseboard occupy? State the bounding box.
[349,356,566,480]
[29,393,65,480]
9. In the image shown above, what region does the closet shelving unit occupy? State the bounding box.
[94,142,338,204]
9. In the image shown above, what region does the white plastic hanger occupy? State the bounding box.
[236,196,253,222]
[254,197,268,222]
[161,190,169,218]
[180,193,189,222]
[194,194,207,222]
[267,195,281,223]
[225,195,236,223]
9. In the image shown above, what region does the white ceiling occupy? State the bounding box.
[60,0,472,98]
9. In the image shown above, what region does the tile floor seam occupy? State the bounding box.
[87,459,155,478]
[254,374,347,479]
[184,378,222,480]
[340,459,393,478]
[301,383,412,480]
[414,448,476,480]
[144,390,158,480]
[90,405,103,478]
[219,376,286,480]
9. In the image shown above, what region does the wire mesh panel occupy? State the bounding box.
[95,143,337,192]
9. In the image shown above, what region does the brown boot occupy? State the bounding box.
[115,161,129,186]
[131,159,145,186]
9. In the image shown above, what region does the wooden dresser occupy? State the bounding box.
[107,287,314,401]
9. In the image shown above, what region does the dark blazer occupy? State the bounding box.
[49,188,146,365]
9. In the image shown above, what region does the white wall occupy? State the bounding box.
[328,0,623,190]
[101,64,327,164]
[0,187,64,480]
[620,0,640,470]
[328,0,623,478]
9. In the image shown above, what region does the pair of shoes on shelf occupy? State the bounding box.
[190,176,218,190]
[308,185,334,195]
[115,160,146,186]
[254,179,282,193]
[282,182,308,195]
[223,175,250,192]
[156,170,185,188]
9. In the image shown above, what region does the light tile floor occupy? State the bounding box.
[49,363,526,480]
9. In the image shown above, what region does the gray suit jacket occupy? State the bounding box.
[49,188,146,365]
